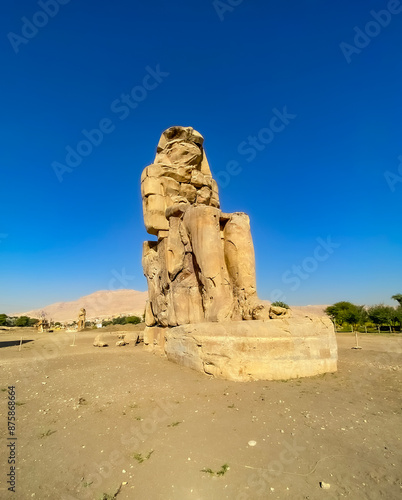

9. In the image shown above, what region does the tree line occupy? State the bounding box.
[0,313,143,328]
[325,294,402,332]
[0,314,38,327]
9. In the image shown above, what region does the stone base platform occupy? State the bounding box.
[143,312,337,382]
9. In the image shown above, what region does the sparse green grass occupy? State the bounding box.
[39,429,56,438]
[98,483,122,499]
[128,403,138,409]
[82,480,93,488]
[216,464,230,476]
[15,401,25,406]
[167,421,181,427]
[201,467,214,475]
[201,464,230,476]
[227,404,235,408]
[1,388,7,392]
[133,450,154,463]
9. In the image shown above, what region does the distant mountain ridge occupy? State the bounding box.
[13,289,148,322]
[13,289,328,323]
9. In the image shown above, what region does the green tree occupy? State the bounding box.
[368,304,399,331]
[325,301,354,325]
[15,316,31,327]
[344,305,367,331]
[126,315,141,324]
[112,316,127,325]
[391,294,402,307]
[325,302,366,330]
[0,314,9,326]
[395,306,402,327]
[271,301,290,309]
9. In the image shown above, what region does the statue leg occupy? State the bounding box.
[183,205,233,322]
[223,212,269,320]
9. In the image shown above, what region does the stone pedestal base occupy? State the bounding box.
[143,312,337,382]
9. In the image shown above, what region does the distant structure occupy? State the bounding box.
[140,126,337,381]
[77,308,86,331]
[36,311,49,332]
[36,318,49,333]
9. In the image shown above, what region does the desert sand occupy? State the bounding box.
[0,326,401,499]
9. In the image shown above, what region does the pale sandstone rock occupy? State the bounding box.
[140,126,337,381]
[124,330,143,345]
[145,300,156,327]
[162,177,180,197]
[141,127,278,325]
[163,313,337,382]
[141,176,163,197]
[191,170,211,188]
[269,305,291,318]
[78,308,86,331]
[196,186,212,205]
[93,334,108,347]
[179,183,197,203]
[156,126,204,152]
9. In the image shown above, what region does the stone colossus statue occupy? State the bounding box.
[142,126,269,328]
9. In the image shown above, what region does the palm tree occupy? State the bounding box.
[391,294,402,307]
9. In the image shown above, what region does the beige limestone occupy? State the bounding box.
[162,312,337,382]
[77,308,86,331]
[269,305,291,318]
[140,126,338,381]
[93,334,108,347]
[141,126,269,325]
[36,318,49,333]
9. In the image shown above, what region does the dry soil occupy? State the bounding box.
[0,326,401,500]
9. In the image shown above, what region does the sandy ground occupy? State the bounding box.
[0,326,401,500]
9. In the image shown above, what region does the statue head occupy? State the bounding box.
[156,126,204,152]
[155,126,204,170]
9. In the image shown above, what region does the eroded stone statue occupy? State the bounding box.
[36,318,49,333]
[142,126,269,327]
[78,308,86,331]
[140,126,337,382]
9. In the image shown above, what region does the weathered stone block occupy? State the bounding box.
[162,313,337,381]
[141,176,163,197]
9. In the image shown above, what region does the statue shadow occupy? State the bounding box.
[0,339,34,349]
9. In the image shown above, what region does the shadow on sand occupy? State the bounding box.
[0,339,34,349]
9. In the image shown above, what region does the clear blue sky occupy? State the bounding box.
[1,0,401,312]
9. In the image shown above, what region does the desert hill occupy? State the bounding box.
[13,289,328,323]
[13,289,148,323]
